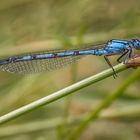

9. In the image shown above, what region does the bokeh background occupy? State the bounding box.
[0,0,140,140]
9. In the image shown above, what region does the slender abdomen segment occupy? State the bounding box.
[78,49,108,56]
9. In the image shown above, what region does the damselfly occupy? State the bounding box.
[0,39,140,78]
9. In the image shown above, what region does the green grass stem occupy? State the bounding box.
[0,63,127,124]
[68,68,140,140]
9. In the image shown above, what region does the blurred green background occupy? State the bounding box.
[0,0,140,140]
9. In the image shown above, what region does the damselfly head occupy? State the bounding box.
[132,39,140,50]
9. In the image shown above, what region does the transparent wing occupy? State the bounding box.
[0,55,83,74]
[0,43,106,74]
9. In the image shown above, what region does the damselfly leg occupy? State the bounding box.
[104,56,117,78]
[117,47,133,63]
